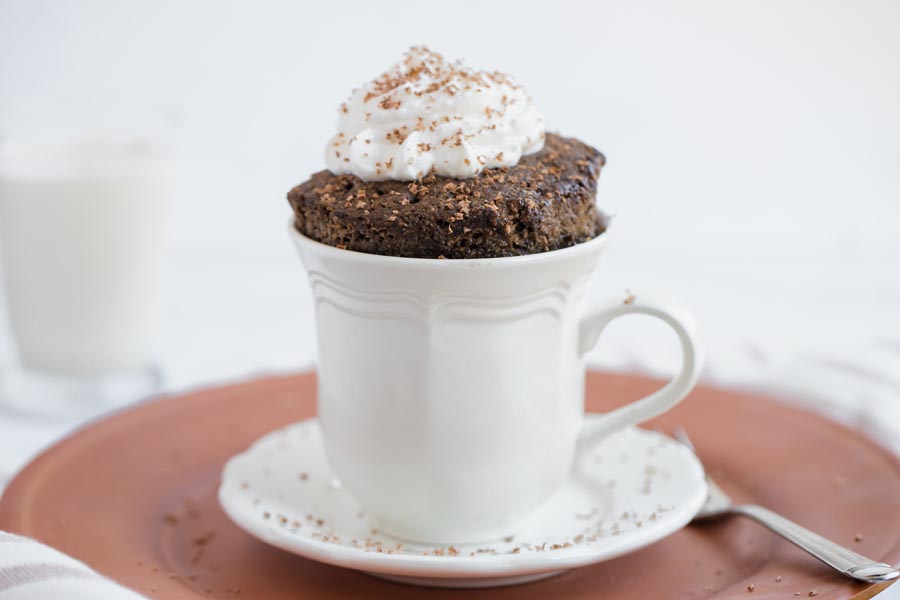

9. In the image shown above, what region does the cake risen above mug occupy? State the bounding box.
[287,46,607,259]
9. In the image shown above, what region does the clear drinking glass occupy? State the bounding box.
[0,134,171,419]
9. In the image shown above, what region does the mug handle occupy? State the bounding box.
[576,291,703,450]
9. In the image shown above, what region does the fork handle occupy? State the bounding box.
[735,504,899,583]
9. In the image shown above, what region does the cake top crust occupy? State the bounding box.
[289,133,606,259]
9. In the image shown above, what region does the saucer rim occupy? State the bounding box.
[218,417,708,579]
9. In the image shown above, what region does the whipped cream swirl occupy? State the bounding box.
[324,46,545,181]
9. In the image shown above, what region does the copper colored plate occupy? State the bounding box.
[1,372,899,599]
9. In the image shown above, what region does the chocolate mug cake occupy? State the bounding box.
[287,46,606,258]
[284,47,702,545]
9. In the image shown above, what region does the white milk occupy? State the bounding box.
[0,137,169,376]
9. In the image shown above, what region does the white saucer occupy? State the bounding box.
[219,417,707,588]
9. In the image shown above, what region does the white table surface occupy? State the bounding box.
[0,235,898,597]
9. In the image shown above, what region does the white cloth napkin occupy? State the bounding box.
[0,532,144,599]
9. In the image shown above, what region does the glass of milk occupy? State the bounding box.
[0,134,170,418]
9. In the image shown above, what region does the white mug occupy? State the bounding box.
[291,224,702,544]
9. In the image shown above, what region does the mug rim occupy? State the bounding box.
[288,219,608,268]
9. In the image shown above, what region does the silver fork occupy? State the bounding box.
[674,427,899,584]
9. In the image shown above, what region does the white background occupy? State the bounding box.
[1,0,897,414]
[2,0,899,248]
[1,1,900,596]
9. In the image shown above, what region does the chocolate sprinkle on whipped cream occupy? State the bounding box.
[325,46,545,181]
